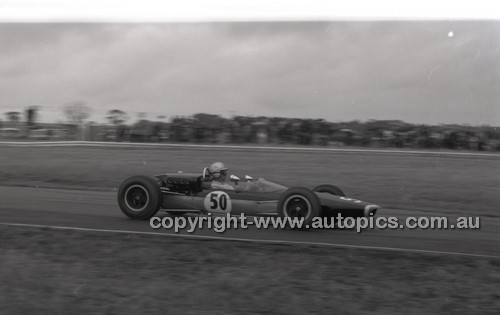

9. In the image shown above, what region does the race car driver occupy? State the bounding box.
[201,162,235,190]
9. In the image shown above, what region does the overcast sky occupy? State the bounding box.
[1,20,499,125]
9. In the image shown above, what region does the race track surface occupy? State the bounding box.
[1,186,498,257]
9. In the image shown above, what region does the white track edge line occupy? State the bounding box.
[1,222,498,259]
[0,141,498,157]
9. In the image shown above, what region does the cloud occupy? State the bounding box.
[0,21,498,125]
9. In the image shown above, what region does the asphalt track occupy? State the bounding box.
[1,185,498,258]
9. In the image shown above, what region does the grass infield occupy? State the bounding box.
[1,225,499,314]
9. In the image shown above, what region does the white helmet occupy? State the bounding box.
[208,162,228,179]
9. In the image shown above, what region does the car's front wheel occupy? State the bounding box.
[118,176,161,220]
[278,187,321,228]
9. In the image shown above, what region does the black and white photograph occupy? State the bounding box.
[0,1,499,314]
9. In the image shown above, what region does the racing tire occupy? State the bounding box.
[118,175,161,220]
[312,184,346,197]
[278,187,321,229]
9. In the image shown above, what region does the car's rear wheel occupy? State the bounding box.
[118,176,161,220]
[278,187,320,228]
[312,184,346,197]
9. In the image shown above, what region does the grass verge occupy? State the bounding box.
[1,225,499,315]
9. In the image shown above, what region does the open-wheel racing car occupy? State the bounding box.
[117,169,381,227]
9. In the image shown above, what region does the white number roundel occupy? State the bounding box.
[204,191,232,213]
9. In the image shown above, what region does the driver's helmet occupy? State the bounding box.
[208,162,228,179]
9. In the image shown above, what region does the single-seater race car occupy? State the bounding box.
[117,169,381,227]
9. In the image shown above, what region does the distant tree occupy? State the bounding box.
[4,111,21,122]
[364,120,386,138]
[443,131,460,150]
[107,109,128,125]
[298,120,313,145]
[130,119,154,142]
[63,102,91,124]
